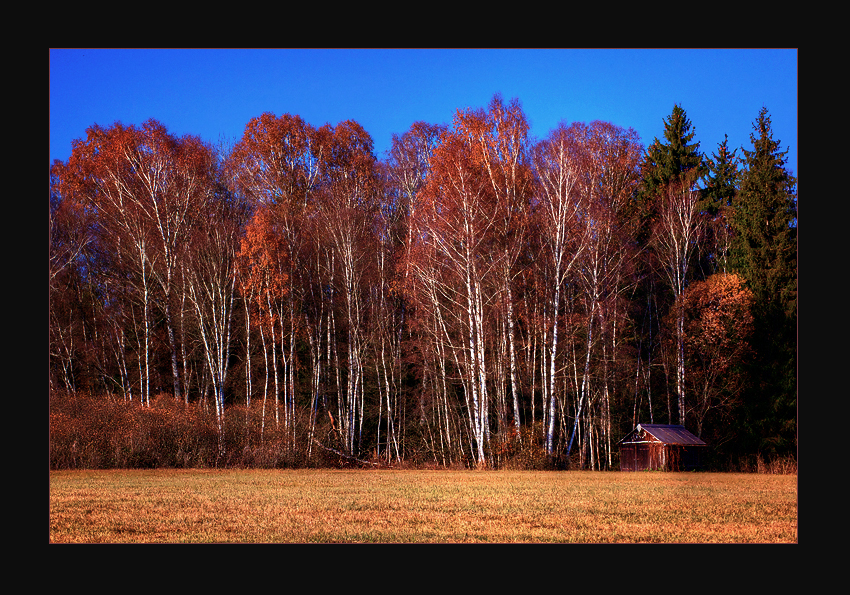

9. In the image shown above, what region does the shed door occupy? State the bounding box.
[621,446,635,471]
[635,444,650,471]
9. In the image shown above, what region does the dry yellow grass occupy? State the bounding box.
[49,469,797,543]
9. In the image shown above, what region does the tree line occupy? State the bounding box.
[49,94,797,470]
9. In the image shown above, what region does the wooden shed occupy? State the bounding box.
[618,424,706,471]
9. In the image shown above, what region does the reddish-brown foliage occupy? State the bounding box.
[670,273,754,437]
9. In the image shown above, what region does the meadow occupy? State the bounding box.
[49,469,797,543]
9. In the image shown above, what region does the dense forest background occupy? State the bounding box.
[49,95,797,471]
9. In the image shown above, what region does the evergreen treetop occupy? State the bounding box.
[701,134,740,217]
[640,104,705,197]
[730,106,797,316]
[635,104,707,243]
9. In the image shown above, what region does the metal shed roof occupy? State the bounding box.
[618,424,706,446]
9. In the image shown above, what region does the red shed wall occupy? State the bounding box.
[620,443,703,471]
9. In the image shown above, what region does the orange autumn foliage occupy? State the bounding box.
[679,272,754,362]
[672,272,754,435]
[237,205,291,328]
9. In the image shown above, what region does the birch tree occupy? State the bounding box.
[531,122,588,457]
[49,167,94,395]
[55,123,156,404]
[639,105,705,427]
[462,94,533,443]
[186,186,248,456]
[129,121,213,402]
[408,111,504,467]
[386,121,446,461]
[653,172,704,426]
[387,121,446,281]
[312,120,380,457]
[53,120,217,403]
[565,121,642,466]
[227,112,320,448]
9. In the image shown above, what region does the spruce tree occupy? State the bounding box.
[700,135,741,274]
[635,104,707,427]
[729,106,797,461]
[702,134,740,216]
[629,104,705,423]
[635,104,706,246]
[730,107,797,316]
[639,105,705,196]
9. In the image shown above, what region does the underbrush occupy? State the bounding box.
[49,392,797,473]
[734,453,798,475]
[49,392,335,470]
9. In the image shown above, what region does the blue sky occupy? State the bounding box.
[49,48,797,177]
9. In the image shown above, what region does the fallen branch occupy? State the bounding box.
[311,438,381,467]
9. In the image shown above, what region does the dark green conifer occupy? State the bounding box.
[699,135,740,274]
[701,134,740,216]
[729,106,797,460]
[635,104,706,243]
[730,107,797,316]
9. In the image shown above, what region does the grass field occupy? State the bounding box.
[49,469,797,543]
